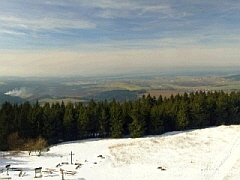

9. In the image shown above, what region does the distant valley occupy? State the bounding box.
[0,71,240,105]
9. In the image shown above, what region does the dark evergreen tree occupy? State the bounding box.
[149,105,165,134]
[30,101,44,138]
[206,91,218,126]
[228,92,240,124]
[78,106,90,138]
[110,99,123,138]
[190,91,209,128]
[129,99,146,138]
[42,102,64,143]
[142,94,154,134]
[121,100,132,135]
[0,102,15,150]
[215,91,230,125]
[176,101,190,130]
[87,99,98,136]
[157,95,163,105]
[41,102,51,140]
[18,101,32,139]
[97,101,110,137]
[63,102,78,141]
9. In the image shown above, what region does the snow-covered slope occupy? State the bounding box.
[1,125,240,180]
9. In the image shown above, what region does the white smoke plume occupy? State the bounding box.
[5,87,33,98]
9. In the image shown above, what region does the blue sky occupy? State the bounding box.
[0,0,240,76]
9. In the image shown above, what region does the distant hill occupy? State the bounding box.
[225,74,240,81]
[0,93,24,104]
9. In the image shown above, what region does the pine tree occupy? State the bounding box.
[149,105,165,134]
[41,102,51,140]
[63,102,78,141]
[142,94,154,134]
[87,99,98,136]
[30,101,44,138]
[121,100,132,135]
[110,100,123,138]
[97,101,110,137]
[18,101,32,139]
[190,91,208,128]
[215,91,230,125]
[206,91,218,126]
[78,106,90,138]
[228,92,240,124]
[129,100,146,138]
[0,102,15,150]
[176,101,190,130]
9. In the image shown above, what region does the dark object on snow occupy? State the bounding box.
[157,166,166,171]
[61,162,69,165]
[56,163,61,167]
[34,167,42,178]
[97,155,105,159]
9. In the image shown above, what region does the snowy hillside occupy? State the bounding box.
[1,125,240,180]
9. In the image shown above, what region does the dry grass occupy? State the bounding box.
[108,138,165,167]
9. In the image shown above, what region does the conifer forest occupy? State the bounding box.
[1,90,240,150]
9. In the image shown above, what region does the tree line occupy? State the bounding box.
[1,90,240,151]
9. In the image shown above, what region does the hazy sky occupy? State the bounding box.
[0,0,240,76]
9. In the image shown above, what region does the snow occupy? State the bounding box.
[1,125,240,180]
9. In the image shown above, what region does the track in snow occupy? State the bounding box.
[211,134,240,180]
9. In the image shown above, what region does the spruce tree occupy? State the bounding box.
[110,100,123,138]
[215,91,230,125]
[18,101,32,139]
[63,102,78,141]
[98,101,110,137]
[78,106,90,138]
[149,105,165,134]
[176,101,190,130]
[190,91,208,128]
[129,100,146,138]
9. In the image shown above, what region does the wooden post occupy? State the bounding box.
[69,151,74,164]
[60,168,64,180]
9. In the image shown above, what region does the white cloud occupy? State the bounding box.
[0,29,26,36]
[82,1,186,20]
[0,15,95,32]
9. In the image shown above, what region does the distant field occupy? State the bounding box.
[1,74,240,104]
[101,83,148,91]
[37,76,240,103]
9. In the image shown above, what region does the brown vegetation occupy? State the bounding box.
[25,136,48,156]
[7,132,48,156]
